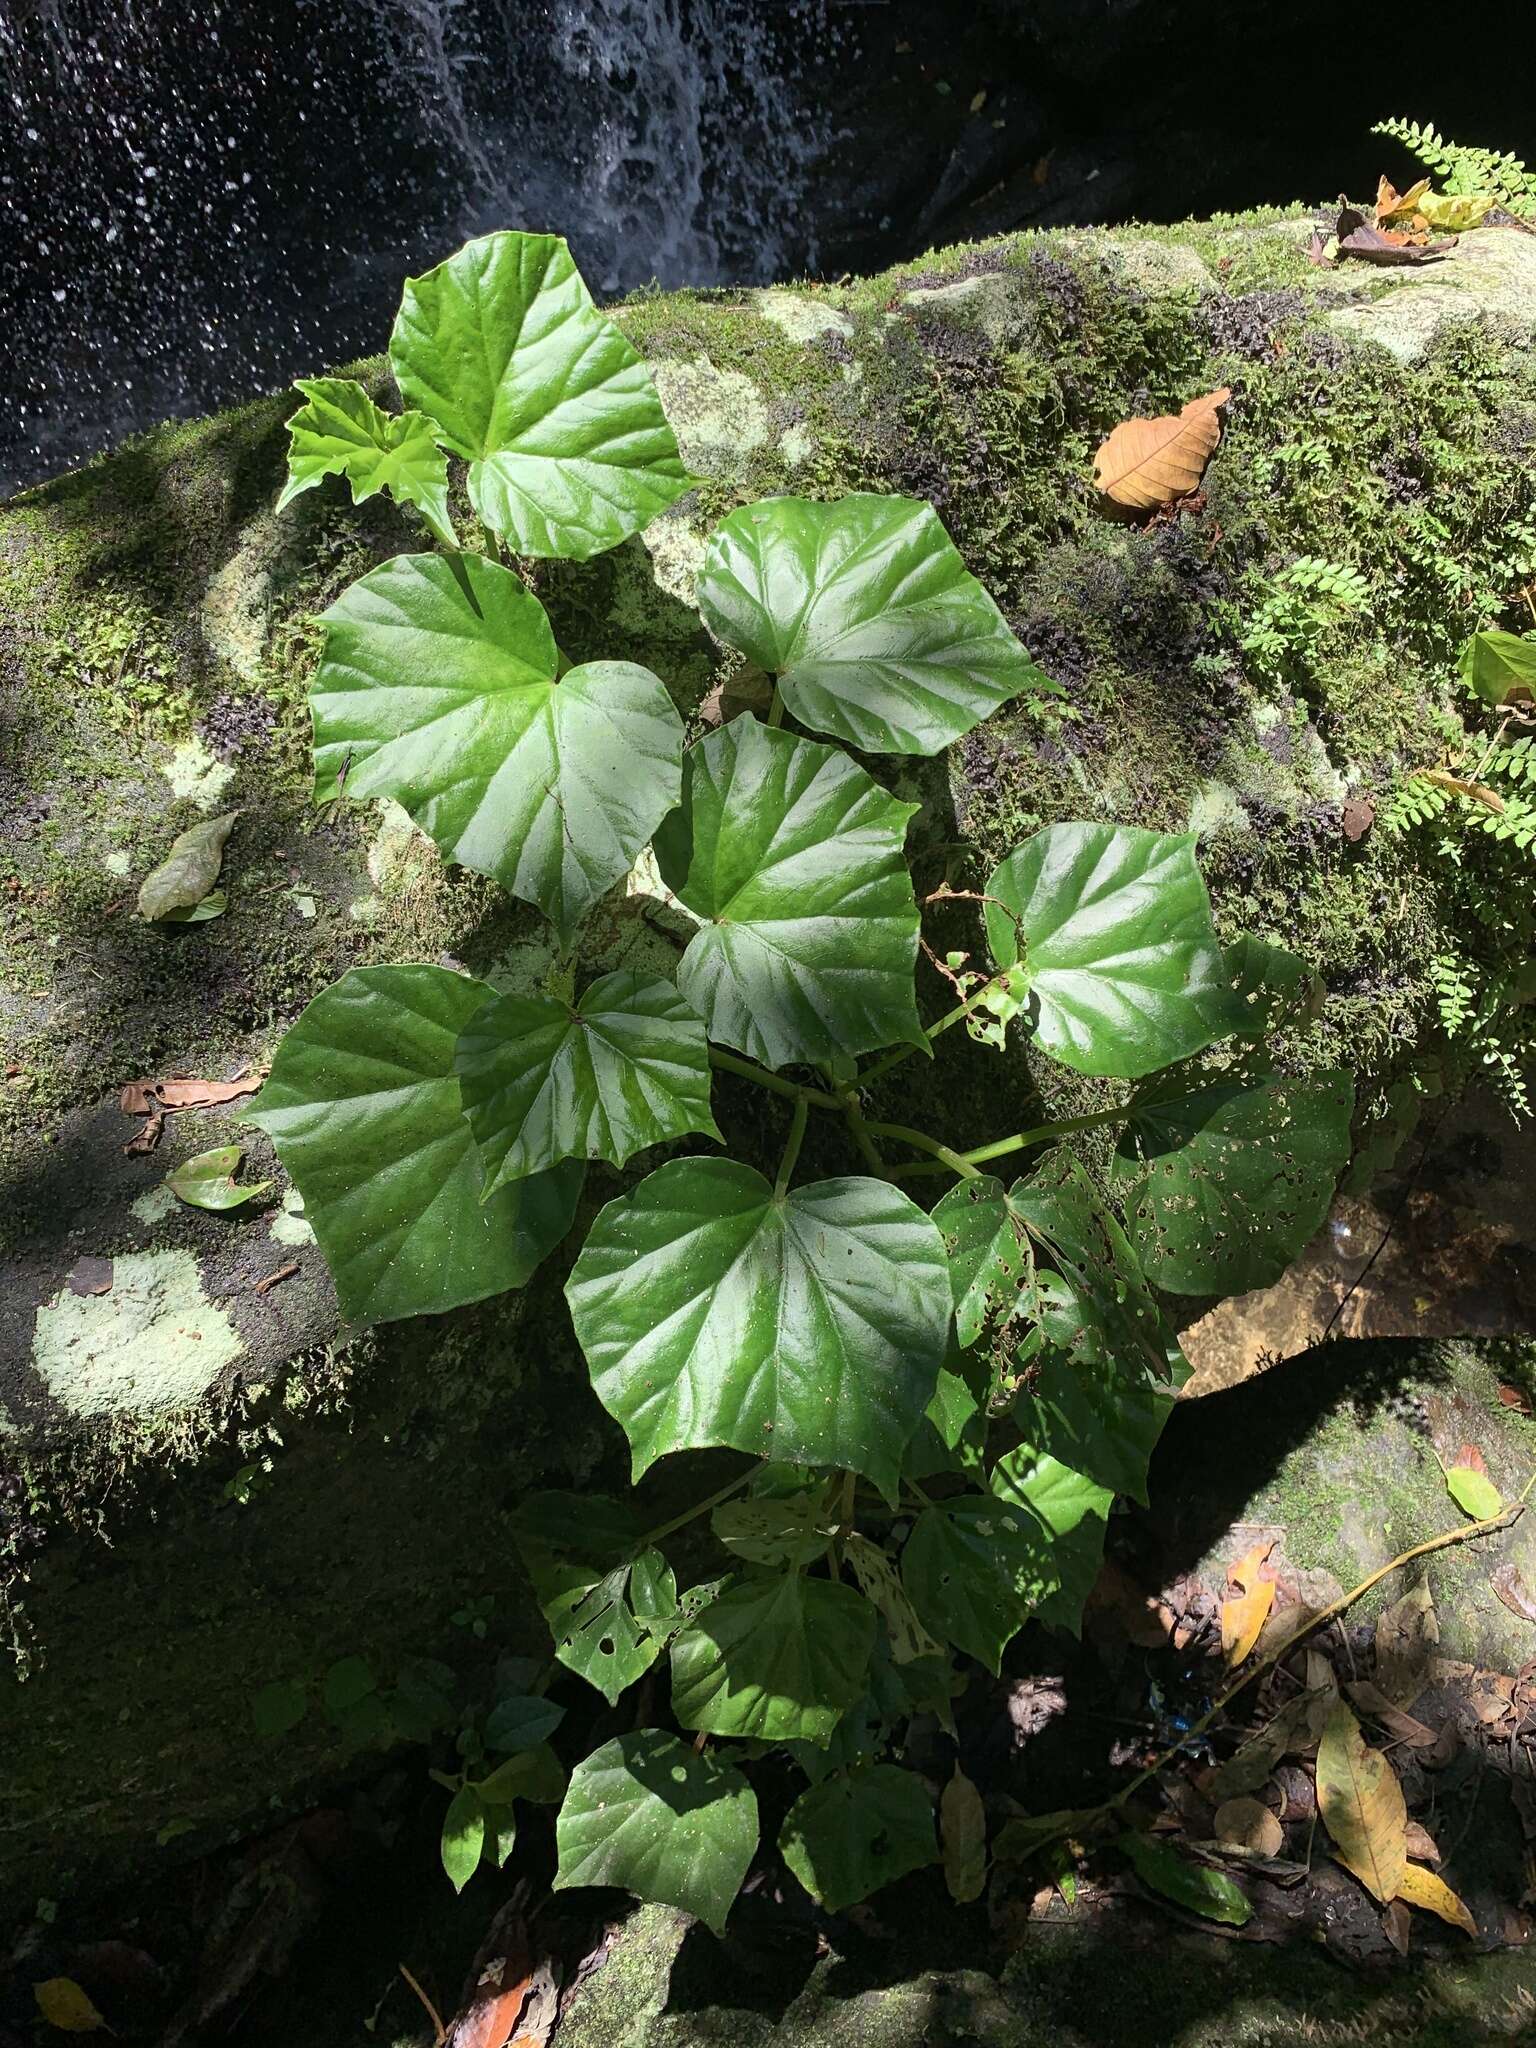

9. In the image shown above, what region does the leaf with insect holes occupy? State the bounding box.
[931,1174,1034,1349]
[441,1784,485,1893]
[696,493,1053,756]
[138,810,238,923]
[1220,1541,1277,1666]
[656,716,924,1070]
[902,1493,1064,1673]
[1459,630,1536,708]
[780,1764,937,1910]
[555,1730,758,1935]
[844,1532,946,1664]
[989,1446,1113,1636]
[1092,388,1229,512]
[670,1572,876,1746]
[455,971,719,1188]
[390,231,691,559]
[512,1492,674,1705]
[1316,1702,1408,1903]
[1119,1833,1252,1924]
[166,1144,273,1212]
[711,1494,833,1569]
[985,824,1240,1079]
[310,552,682,945]
[566,1159,951,1495]
[277,377,457,546]
[1007,1150,1188,1502]
[1114,1071,1354,1295]
[1223,935,1323,1039]
[247,966,582,1323]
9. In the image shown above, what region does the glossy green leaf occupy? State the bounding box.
[390,231,691,559]
[513,1491,674,1705]
[555,1730,758,1935]
[276,377,457,547]
[901,1351,988,1482]
[566,1158,952,1494]
[657,716,924,1069]
[1459,629,1536,708]
[166,1144,273,1212]
[1223,935,1323,1040]
[1446,1465,1503,1520]
[711,1494,833,1568]
[138,809,238,922]
[475,1743,566,1807]
[456,970,718,1189]
[311,552,682,943]
[902,1495,1061,1673]
[696,493,1052,755]
[441,1784,485,1893]
[985,824,1239,1078]
[932,1174,1033,1349]
[1119,1832,1252,1926]
[248,965,582,1324]
[780,1765,937,1911]
[670,1572,876,1745]
[990,1447,1113,1636]
[1008,1151,1185,1503]
[1114,1071,1354,1294]
[484,1695,566,1754]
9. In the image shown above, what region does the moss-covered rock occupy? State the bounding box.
[5,213,1536,1898]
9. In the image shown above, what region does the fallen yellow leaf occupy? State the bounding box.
[1397,1861,1477,1936]
[1317,1702,1407,1903]
[33,1979,107,2034]
[1221,1539,1277,1667]
[1213,1795,1284,1857]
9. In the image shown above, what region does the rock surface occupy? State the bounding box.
[4,213,1536,1895]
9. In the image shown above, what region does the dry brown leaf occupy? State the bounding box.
[1491,1561,1536,1624]
[1497,1383,1533,1415]
[1341,795,1375,842]
[66,1256,114,1297]
[1252,1600,1319,1666]
[1421,769,1507,814]
[1092,387,1230,513]
[1451,1442,1489,1475]
[253,1261,300,1297]
[1383,1897,1413,1955]
[1397,1862,1477,1937]
[1221,1540,1277,1667]
[1375,1580,1439,1708]
[1213,1796,1284,1857]
[1403,1820,1440,1862]
[1376,173,1431,223]
[1317,1702,1408,1903]
[1346,1679,1437,1748]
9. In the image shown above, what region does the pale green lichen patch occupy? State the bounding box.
[32,1248,244,1417]
[129,1184,177,1227]
[161,736,236,810]
[650,356,771,474]
[200,525,275,680]
[269,1188,315,1248]
[754,287,853,345]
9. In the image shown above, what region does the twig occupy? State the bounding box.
[398,1963,446,2047]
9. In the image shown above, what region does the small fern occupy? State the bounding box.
[1378,773,1450,836]
[1373,117,1536,217]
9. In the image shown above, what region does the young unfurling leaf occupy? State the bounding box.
[277,376,458,546]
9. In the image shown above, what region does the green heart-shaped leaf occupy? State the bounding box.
[513,1492,675,1704]
[1008,1151,1186,1503]
[779,1764,937,1910]
[566,1158,952,1493]
[555,1730,759,1936]
[456,970,719,1189]
[277,377,457,547]
[984,824,1239,1078]
[932,1174,1034,1349]
[1223,935,1323,1041]
[711,1494,833,1569]
[901,1495,1061,1673]
[658,716,924,1069]
[697,494,1051,756]
[670,1572,876,1744]
[989,1447,1113,1636]
[311,551,682,943]
[390,231,691,559]
[247,965,581,1323]
[1113,1071,1354,1294]
[1459,629,1536,708]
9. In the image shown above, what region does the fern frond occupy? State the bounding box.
[1373,117,1536,216]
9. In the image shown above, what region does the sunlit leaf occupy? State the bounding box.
[902,1494,1060,1673]
[277,376,457,546]
[390,230,691,559]
[555,1729,758,1935]
[670,1572,876,1745]
[1114,1072,1353,1294]
[1222,935,1323,1039]
[248,966,582,1323]
[166,1143,273,1212]
[696,493,1052,755]
[310,552,682,943]
[138,809,238,923]
[441,1783,486,1893]
[985,824,1239,1078]
[779,1764,937,1910]
[657,716,924,1069]
[1118,1832,1252,1924]
[456,970,719,1188]
[513,1491,673,1704]
[1397,1861,1477,1935]
[844,1532,946,1664]
[932,1174,1033,1349]
[1445,1464,1503,1520]
[1316,1702,1408,1903]
[1220,1540,1277,1666]
[566,1159,951,1494]
[1459,629,1536,708]
[989,1445,1113,1636]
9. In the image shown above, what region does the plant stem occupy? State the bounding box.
[842,1095,891,1178]
[858,983,996,1088]
[638,1469,753,1550]
[889,1103,1131,1180]
[775,1096,809,1198]
[708,1048,841,1110]
[863,1119,982,1179]
[767,683,786,728]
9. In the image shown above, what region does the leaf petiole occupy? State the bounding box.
[708,1048,841,1110]
[636,1468,754,1551]
[775,1096,810,1198]
[862,1119,981,1180]
[859,971,1016,1088]
[889,1102,1132,1180]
